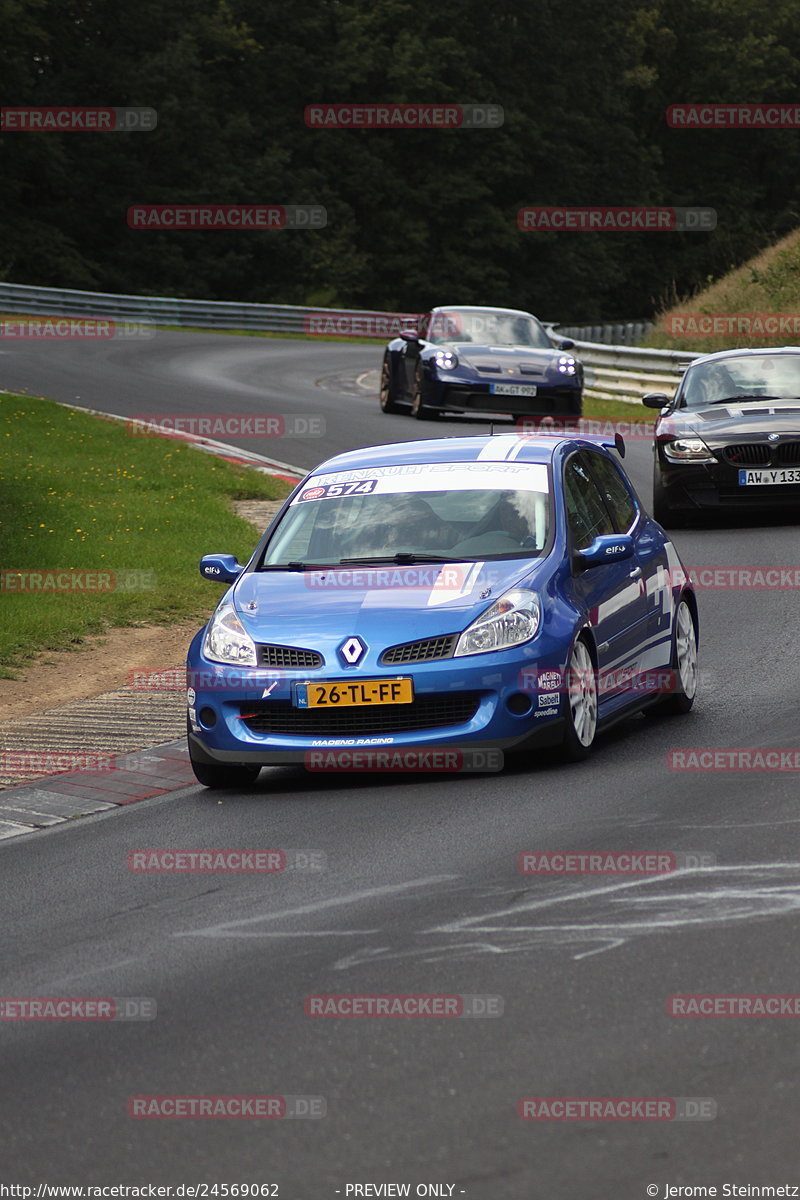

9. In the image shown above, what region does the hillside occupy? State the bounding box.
[645,228,800,352]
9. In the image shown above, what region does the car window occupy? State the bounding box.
[427,309,551,348]
[681,353,800,407]
[563,453,615,550]
[584,451,637,532]
[260,464,552,566]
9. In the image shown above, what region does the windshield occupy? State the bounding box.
[428,309,551,349]
[260,462,551,568]
[682,354,800,408]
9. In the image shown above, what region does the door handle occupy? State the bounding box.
[628,566,642,578]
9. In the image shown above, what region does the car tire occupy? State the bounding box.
[559,636,598,761]
[657,596,698,716]
[410,361,437,420]
[652,471,686,528]
[379,353,405,414]
[187,719,262,789]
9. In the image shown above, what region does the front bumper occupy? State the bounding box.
[656,454,800,510]
[431,380,582,417]
[186,630,569,767]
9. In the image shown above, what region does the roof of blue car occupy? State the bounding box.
[312,434,573,475]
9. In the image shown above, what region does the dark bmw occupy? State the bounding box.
[380,304,583,421]
[644,346,800,526]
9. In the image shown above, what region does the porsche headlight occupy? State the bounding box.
[434,349,459,371]
[662,437,715,463]
[557,355,577,375]
[454,588,541,657]
[203,602,257,666]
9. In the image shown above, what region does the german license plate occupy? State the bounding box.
[294,678,414,709]
[738,468,800,486]
[490,383,538,397]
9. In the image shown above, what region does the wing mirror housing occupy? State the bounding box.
[575,534,635,570]
[199,554,243,583]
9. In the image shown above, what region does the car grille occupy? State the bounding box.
[442,387,567,414]
[239,692,481,736]
[721,444,771,466]
[258,644,324,669]
[381,634,458,664]
[780,441,800,464]
[721,441,800,467]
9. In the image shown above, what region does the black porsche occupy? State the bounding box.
[644,346,800,525]
[380,305,583,421]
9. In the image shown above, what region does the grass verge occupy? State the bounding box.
[644,227,800,352]
[0,393,292,676]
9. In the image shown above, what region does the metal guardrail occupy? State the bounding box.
[552,321,654,346]
[0,282,697,399]
[0,282,395,334]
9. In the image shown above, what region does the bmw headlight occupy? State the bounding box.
[454,588,541,657]
[434,349,459,371]
[203,601,257,666]
[558,355,577,375]
[662,437,715,463]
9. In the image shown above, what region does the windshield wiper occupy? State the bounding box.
[338,553,458,565]
[707,394,783,405]
[258,561,334,571]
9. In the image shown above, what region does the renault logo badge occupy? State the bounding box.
[339,636,366,665]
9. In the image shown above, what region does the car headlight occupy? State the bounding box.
[557,355,577,375]
[434,349,458,371]
[454,588,541,657]
[662,437,715,463]
[203,601,257,666]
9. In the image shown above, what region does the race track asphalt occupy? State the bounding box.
[1,332,799,1197]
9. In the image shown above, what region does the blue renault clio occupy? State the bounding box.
[186,433,698,787]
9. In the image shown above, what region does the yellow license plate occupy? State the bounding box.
[297,678,414,708]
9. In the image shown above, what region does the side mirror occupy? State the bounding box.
[575,534,634,570]
[642,392,670,409]
[558,338,575,350]
[200,553,243,583]
[399,329,420,343]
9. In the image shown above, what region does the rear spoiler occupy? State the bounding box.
[513,420,627,458]
[574,431,626,458]
[518,429,626,458]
